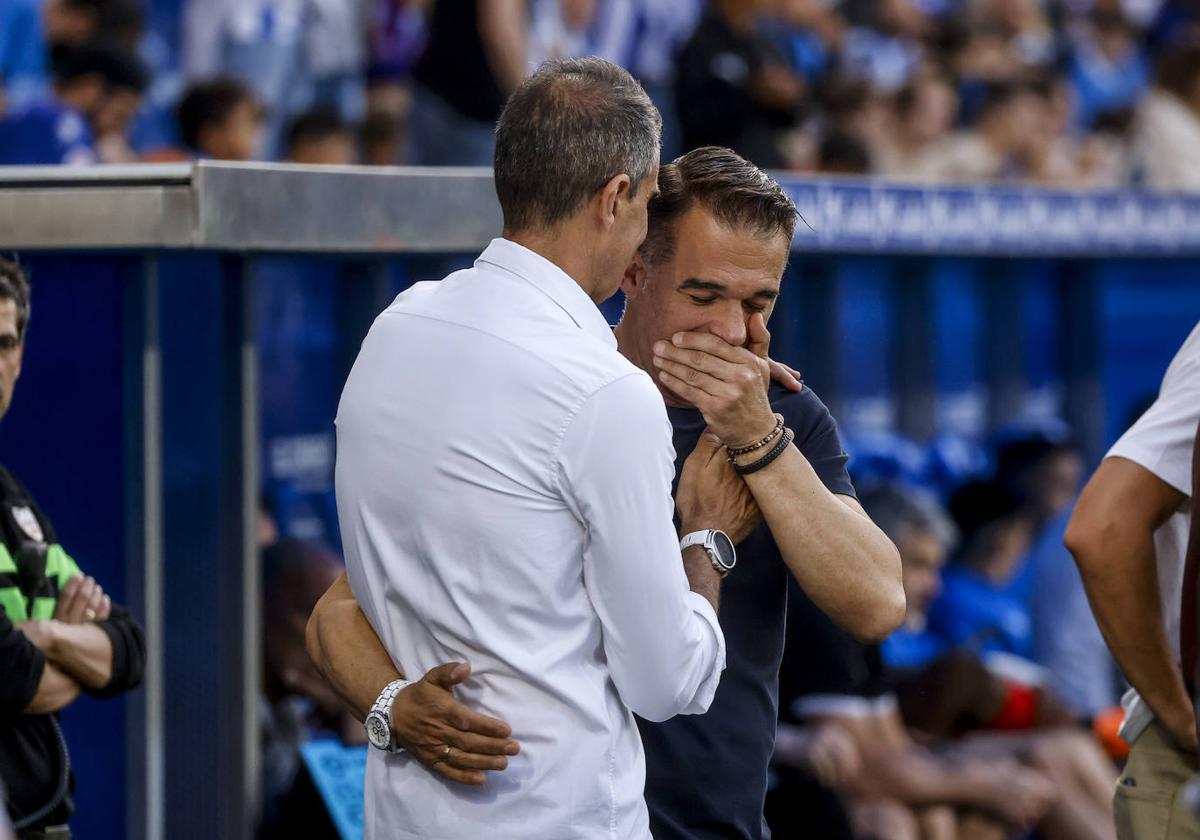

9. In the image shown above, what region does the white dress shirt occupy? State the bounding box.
[336,238,726,840]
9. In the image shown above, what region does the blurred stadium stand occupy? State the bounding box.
[0,161,1197,839]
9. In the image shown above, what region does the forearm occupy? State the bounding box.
[857,744,992,809]
[44,621,113,690]
[1070,527,1189,726]
[478,0,527,94]
[745,447,904,640]
[23,662,82,714]
[307,575,403,721]
[681,544,722,614]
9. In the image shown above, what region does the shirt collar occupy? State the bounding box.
[476,238,617,349]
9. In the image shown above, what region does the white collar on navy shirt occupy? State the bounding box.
[476,238,617,349]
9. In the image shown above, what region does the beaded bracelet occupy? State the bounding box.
[726,415,785,459]
[734,427,794,476]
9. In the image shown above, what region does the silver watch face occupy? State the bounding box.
[365,711,392,751]
[711,531,736,571]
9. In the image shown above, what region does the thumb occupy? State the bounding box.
[424,661,470,690]
[747,312,770,358]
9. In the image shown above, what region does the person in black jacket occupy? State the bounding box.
[0,257,146,839]
[675,0,805,169]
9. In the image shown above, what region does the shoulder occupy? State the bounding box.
[768,384,841,442]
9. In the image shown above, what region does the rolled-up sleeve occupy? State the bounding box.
[90,604,146,698]
[556,372,725,723]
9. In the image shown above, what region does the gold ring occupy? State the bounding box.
[443,745,452,759]
[84,608,97,620]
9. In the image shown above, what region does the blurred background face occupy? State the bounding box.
[0,300,24,422]
[904,78,958,143]
[289,132,357,166]
[1029,450,1084,520]
[93,86,142,140]
[896,526,947,626]
[206,100,265,161]
[43,0,97,45]
[626,204,787,403]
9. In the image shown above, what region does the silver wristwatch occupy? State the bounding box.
[365,678,412,753]
[680,529,737,578]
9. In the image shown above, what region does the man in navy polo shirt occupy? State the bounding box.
[307,146,905,840]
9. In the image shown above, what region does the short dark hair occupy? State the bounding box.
[818,131,871,175]
[948,479,1027,561]
[493,58,661,232]
[177,77,260,151]
[285,107,351,155]
[52,41,148,94]
[0,258,32,341]
[860,484,959,549]
[640,146,798,266]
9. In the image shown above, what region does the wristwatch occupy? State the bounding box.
[680,530,737,578]
[365,678,412,753]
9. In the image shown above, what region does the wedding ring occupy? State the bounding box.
[84,608,97,620]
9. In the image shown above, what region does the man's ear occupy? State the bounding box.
[595,173,631,229]
[621,250,647,298]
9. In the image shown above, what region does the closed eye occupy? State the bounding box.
[688,295,718,305]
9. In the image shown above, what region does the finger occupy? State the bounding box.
[747,312,771,358]
[54,575,82,620]
[652,356,728,399]
[656,369,717,408]
[426,758,487,786]
[445,746,510,772]
[670,331,751,365]
[653,342,743,382]
[85,584,106,619]
[444,726,521,756]
[424,661,472,691]
[767,358,802,393]
[96,594,112,621]
[65,577,97,623]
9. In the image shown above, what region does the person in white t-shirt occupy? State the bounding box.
[1066,320,1200,840]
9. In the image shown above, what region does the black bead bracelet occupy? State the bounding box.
[733,427,794,476]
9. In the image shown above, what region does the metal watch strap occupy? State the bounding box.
[369,678,411,753]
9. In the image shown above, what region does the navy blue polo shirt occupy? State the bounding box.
[639,383,856,840]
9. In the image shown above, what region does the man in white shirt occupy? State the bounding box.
[335,58,756,840]
[1067,320,1200,839]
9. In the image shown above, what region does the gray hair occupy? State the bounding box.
[859,484,959,549]
[493,57,662,233]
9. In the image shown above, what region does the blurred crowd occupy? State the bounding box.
[0,0,1199,188]
[769,424,1126,839]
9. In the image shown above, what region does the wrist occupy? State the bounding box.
[725,414,782,452]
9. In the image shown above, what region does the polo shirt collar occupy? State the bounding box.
[477,238,617,348]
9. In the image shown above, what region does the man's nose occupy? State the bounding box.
[707,308,748,348]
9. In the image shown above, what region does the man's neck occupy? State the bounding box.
[613,320,692,409]
[506,226,604,303]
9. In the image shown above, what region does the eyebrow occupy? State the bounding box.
[679,278,779,300]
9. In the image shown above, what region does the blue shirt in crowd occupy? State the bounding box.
[0,0,48,110]
[0,102,96,165]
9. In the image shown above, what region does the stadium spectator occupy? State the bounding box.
[407,0,525,165]
[675,0,803,169]
[926,479,1037,658]
[284,107,356,165]
[1067,320,1200,837]
[1066,8,1150,129]
[1132,39,1200,190]
[0,0,139,111]
[0,41,147,165]
[876,72,960,180]
[992,435,1118,717]
[177,77,265,161]
[817,130,871,174]
[839,0,929,94]
[260,537,355,840]
[922,81,1044,182]
[360,106,402,165]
